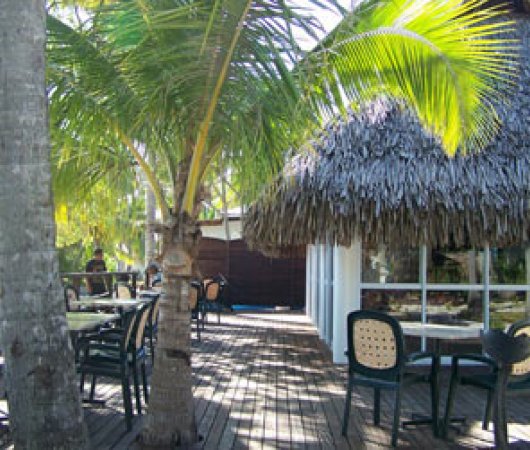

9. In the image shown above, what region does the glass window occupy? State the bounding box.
[362,247,419,283]
[361,289,421,352]
[490,290,528,330]
[426,290,483,324]
[427,249,484,284]
[490,247,526,285]
[427,290,483,354]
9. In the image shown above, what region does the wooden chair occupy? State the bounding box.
[342,310,437,447]
[443,318,530,441]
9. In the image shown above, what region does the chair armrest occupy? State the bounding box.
[83,343,123,360]
[407,351,436,364]
[452,353,497,370]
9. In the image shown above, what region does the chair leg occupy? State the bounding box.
[149,333,155,364]
[391,387,402,448]
[89,375,97,401]
[122,374,133,431]
[374,388,381,426]
[197,317,201,341]
[132,364,142,415]
[483,389,494,430]
[493,368,510,450]
[431,356,440,437]
[79,373,85,393]
[141,361,149,404]
[442,367,459,438]
[342,379,353,436]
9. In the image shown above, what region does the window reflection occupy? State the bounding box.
[428,249,483,284]
[362,247,418,283]
[490,247,526,284]
[490,291,528,330]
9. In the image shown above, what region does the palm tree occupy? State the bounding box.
[46,0,515,446]
[0,1,88,448]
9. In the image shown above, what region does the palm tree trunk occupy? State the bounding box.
[141,213,200,447]
[0,1,88,448]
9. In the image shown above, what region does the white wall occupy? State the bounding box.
[305,240,362,363]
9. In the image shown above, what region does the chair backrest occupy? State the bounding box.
[122,309,138,351]
[483,327,530,376]
[189,284,199,310]
[149,296,161,327]
[64,284,80,312]
[116,284,132,299]
[203,279,220,302]
[133,302,152,350]
[346,310,405,381]
[507,318,530,376]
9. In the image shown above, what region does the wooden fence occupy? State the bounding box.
[197,238,306,308]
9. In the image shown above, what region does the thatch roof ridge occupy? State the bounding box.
[243,17,530,254]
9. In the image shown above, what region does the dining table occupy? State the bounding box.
[400,321,484,437]
[77,297,150,310]
[137,289,162,298]
[66,312,120,332]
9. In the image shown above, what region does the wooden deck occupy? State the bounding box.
[82,312,530,449]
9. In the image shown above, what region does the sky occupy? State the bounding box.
[292,0,354,50]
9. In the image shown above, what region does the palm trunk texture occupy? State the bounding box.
[141,213,200,448]
[0,1,88,448]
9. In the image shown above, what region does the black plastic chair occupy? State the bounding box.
[77,303,151,430]
[190,281,204,340]
[201,276,226,325]
[443,318,530,443]
[342,310,437,447]
[482,327,530,449]
[144,296,161,363]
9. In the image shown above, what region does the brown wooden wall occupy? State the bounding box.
[197,238,306,308]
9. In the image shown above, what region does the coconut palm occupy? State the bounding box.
[46,0,515,446]
[0,1,88,448]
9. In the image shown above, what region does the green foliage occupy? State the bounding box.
[47,0,515,236]
[54,173,145,271]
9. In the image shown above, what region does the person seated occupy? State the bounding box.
[85,248,108,295]
[146,262,162,288]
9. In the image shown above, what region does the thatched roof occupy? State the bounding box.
[243,16,530,254]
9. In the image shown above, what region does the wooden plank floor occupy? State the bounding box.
[81,312,530,449]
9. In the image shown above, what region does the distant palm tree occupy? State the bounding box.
[0,1,88,448]
[46,0,515,446]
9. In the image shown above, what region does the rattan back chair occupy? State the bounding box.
[443,317,530,439]
[481,327,530,450]
[342,310,437,447]
[202,276,226,324]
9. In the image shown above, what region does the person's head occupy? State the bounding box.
[94,248,104,260]
[147,262,159,275]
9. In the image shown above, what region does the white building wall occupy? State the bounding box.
[332,240,362,363]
